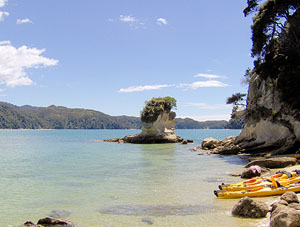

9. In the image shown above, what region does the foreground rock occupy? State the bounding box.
[281,192,300,204]
[270,192,300,227]
[245,157,297,168]
[232,196,269,218]
[199,136,241,154]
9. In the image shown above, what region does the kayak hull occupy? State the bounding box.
[215,184,300,199]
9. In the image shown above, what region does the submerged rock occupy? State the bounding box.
[231,196,269,218]
[48,210,71,219]
[141,218,154,225]
[37,217,74,226]
[99,204,214,216]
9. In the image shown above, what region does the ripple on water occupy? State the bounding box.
[99,204,216,217]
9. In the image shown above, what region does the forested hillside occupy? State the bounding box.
[0,102,230,129]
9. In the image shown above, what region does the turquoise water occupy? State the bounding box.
[0,129,271,227]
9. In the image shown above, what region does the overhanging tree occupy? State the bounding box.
[244,0,300,109]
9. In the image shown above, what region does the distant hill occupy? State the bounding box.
[175,118,228,129]
[0,102,229,129]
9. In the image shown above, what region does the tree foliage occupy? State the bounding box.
[141,97,177,123]
[226,93,247,106]
[227,93,247,122]
[244,0,300,110]
[245,0,300,60]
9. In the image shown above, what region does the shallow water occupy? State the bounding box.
[0,129,273,226]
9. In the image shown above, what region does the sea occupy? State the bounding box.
[0,129,274,227]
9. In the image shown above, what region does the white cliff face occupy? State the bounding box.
[235,74,300,154]
[140,112,176,137]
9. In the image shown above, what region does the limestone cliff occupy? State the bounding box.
[140,111,176,136]
[235,74,300,155]
[123,110,179,144]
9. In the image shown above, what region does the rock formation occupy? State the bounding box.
[102,97,192,144]
[234,74,300,155]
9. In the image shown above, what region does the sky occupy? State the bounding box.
[0,0,254,121]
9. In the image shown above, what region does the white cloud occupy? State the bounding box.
[194,73,223,79]
[0,0,7,8]
[0,40,10,45]
[119,77,230,93]
[119,84,173,93]
[16,18,32,24]
[185,102,231,110]
[120,15,136,23]
[0,41,58,87]
[0,11,9,21]
[178,114,231,121]
[157,17,167,25]
[180,80,230,89]
[107,18,114,22]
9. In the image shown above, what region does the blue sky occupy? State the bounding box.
[0,0,253,121]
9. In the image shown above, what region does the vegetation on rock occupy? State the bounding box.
[140,97,177,123]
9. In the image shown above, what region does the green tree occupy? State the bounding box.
[244,0,300,109]
[227,93,247,119]
[226,93,247,106]
[244,0,300,60]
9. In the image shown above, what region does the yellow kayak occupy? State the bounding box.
[219,175,300,191]
[215,183,300,198]
[219,171,298,191]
